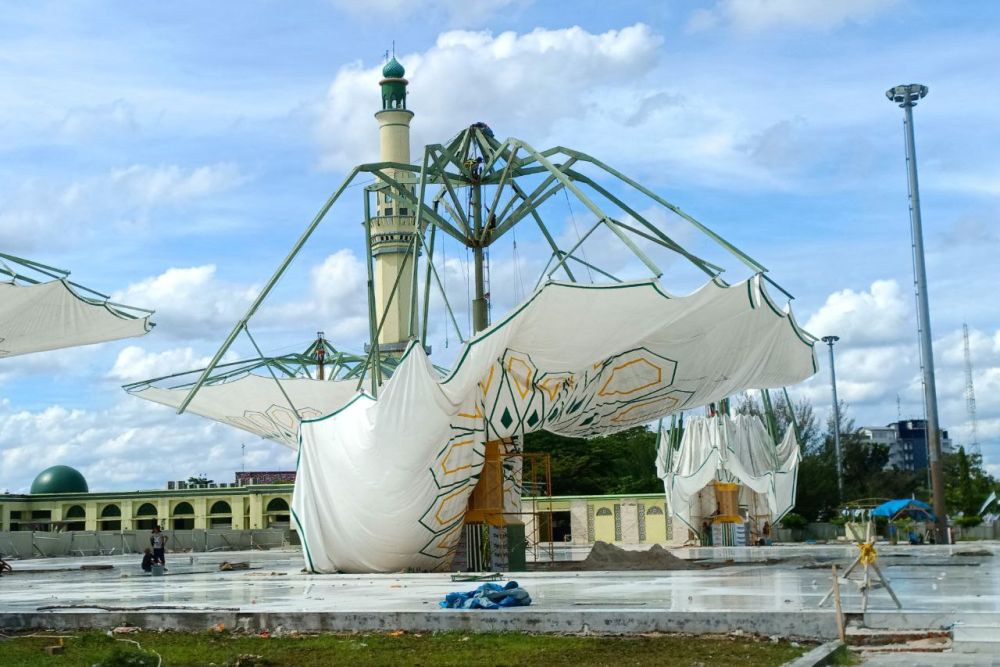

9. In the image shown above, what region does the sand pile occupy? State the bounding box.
[564,541,700,571]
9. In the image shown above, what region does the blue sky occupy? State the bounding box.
[2,0,999,492]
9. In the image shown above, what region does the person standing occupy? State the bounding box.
[150,525,168,567]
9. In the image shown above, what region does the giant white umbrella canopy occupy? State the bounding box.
[0,253,153,357]
[126,123,818,572]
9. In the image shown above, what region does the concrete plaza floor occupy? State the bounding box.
[1,542,997,643]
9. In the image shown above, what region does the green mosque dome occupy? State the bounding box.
[30,465,89,494]
[382,57,405,79]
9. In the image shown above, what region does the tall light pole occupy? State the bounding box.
[886,83,948,544]
[822,335,844,501]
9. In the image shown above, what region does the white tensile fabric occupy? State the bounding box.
[292,276,816,573]
[655,414,800,532]
[0,280,151,358]
[132,376,360,449]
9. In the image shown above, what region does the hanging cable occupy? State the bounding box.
[512,228,525,303]
[441,234,449,349]
[563,188,594,282]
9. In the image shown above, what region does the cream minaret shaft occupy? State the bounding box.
[371,57,416,351]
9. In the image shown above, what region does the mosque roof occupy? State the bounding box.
[30,465,89,494]
[382,57,405,78]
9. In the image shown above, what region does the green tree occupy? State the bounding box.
[523,426,660,496]
[943,446,996,516]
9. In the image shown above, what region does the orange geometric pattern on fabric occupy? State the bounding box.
[441,439,474,474]
[478,366,495,396]
[507,356,533,399]
[433,486,472,527]
[598,357,663,397]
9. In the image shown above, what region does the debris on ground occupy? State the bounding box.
[544,541,702,571]
[220,561,251,571]
[952,548,992,557]
[440,581,532,609]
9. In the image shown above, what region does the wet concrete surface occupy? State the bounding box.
[0,543,995,614]
[0,543,996,640]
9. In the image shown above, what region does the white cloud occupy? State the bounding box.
[55,99,138,139]
[330,0,530,27]
[803,279,909,346]
[791,280,1000,469]
[0,397,294,494]
[262,249,370,342]
[316,24,663,171]
[110,251,372,347]
[108,163,246,205]
[688,0,897,33]
[0,163,247,251]
[108,346,226,383]
[112,265,259,341]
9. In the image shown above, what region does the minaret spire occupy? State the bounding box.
[370,55,416,352]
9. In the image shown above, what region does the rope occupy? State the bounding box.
[858,541,878,566]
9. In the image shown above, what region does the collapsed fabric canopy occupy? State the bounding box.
[131,376,360,449]
[292,275,816,573]
[655,413,800,533]
[0,279,152,358]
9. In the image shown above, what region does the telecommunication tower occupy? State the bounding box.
[963,323,980,455]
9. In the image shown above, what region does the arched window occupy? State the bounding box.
[135,502,158,530]
[595,507,613,516]
[209,500,232,529]
[64,504,86,531]
[99,504,121,531]
[266,498,289,512]
[647,506,664,515]
[172,501,195,530]
[265,497,290,526]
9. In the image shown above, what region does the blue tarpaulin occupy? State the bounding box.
[872,498,936,521]
[439,581,532,610]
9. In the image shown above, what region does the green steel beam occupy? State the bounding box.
[177,166,362,414]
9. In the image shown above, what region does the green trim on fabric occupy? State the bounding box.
[290,507,316,573]
[299,391,374,425]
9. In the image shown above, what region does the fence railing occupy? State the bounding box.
[0,528,293,560]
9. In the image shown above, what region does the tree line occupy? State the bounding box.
[524,395,998,523]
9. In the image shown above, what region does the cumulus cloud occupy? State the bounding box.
[803,279,909,346]
[112,265,259,341]
[317,24,663,171]
[791,280,1000,470]
[261,249,371,342]
[0,397,294,494]
[107,346,232,383]
[688,0,897,33]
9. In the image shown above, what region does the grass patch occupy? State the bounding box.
[829,643,862,665]
[2,630,807,666]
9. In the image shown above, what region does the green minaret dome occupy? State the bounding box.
[30,465,89,494]
[382,57,405,78]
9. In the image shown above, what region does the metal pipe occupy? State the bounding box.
[822,336,844,501]
[886,83,948,543]
[471,171,488,334]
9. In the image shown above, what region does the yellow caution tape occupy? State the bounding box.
[858,541,878,565]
